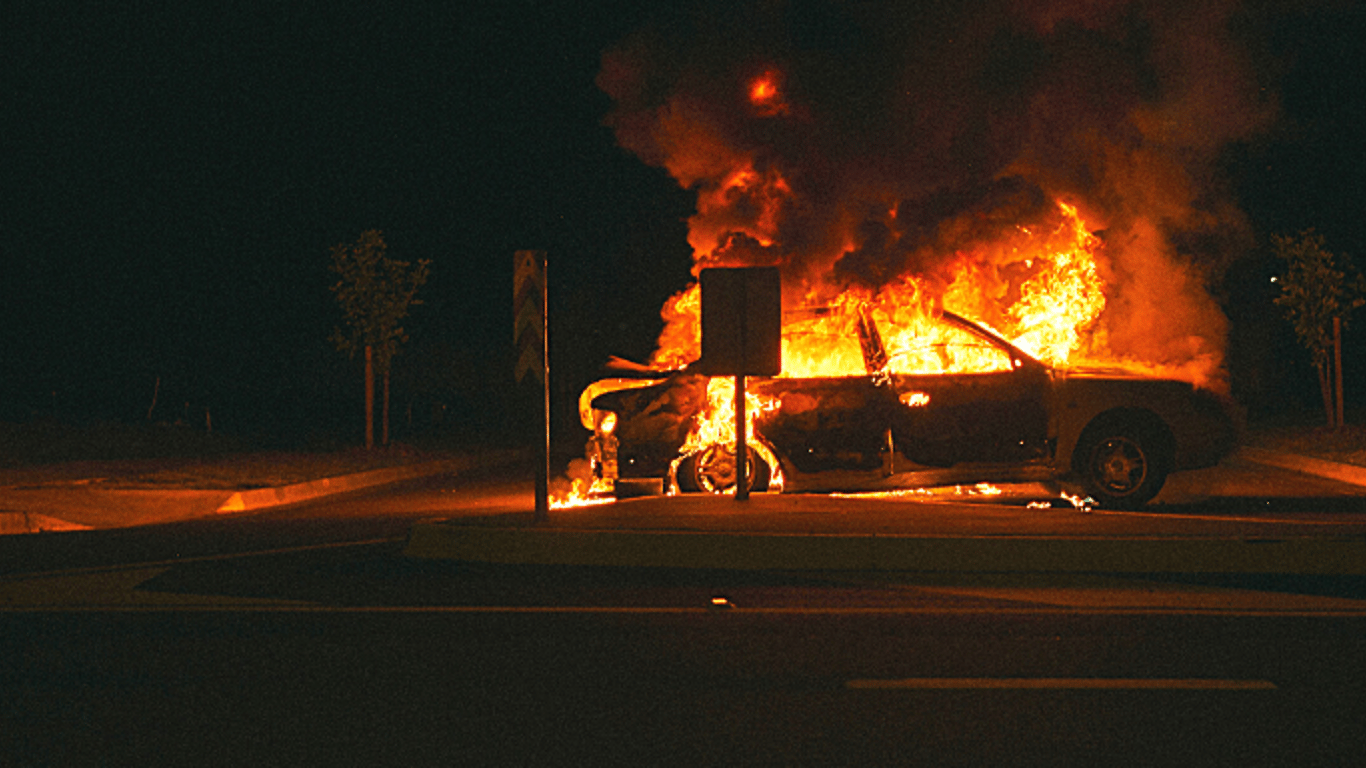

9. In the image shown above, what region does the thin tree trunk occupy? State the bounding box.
[382,368,390,447]
[147,376,159,421]
[1334,316,1345,429]
[1318,356,1334,428]
[365,345,374,450]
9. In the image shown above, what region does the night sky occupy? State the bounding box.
[3,1,1364,448]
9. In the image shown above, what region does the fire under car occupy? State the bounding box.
[578,309,1237,509]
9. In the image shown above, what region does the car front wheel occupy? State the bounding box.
[677,444,770,494]
[1079,426,1168,510]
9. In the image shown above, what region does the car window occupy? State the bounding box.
[781,327,867,378]
[881,320,1013,375]
[779,309,869,378]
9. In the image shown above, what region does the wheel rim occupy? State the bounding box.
[1091,436,1148,496]
[693,445,751,494]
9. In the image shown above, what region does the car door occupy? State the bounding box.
[753,375,896,474]
[883,318,1049,468]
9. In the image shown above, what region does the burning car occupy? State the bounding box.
[574,25,1266,511]
[579,308,1236,510]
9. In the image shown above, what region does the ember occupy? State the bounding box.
[748,69,788,117]
[900,391,930,408]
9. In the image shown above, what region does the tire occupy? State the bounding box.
[677,445,770,494]
[1078,424,1169,510]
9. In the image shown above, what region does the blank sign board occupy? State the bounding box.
[699,267,781,376]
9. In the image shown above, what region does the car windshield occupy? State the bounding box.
[768,306,1021,379]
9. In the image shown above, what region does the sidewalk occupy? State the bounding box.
[1236,446,1366,487]
[0,452,513,535]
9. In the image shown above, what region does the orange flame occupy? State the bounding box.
[660,199,1119,466]
[654,198,1108,378]
[549,457,615,509]
[900,391,930,407]
[680,377,781,455]
[748,70,788,116]
[750,76,776,104]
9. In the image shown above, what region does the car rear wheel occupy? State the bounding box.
[1079,426,1168,510]
[677,445,770,494]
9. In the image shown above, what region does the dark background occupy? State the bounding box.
[2,1,1363,451]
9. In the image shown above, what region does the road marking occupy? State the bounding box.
[846,678,1277,690]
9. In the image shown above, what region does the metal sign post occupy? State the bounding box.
[700,267,781,501]
[735,368,748,499]
[514,250,549,522]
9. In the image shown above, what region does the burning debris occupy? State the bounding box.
[548,457,614,509]
[831,483,1005,501]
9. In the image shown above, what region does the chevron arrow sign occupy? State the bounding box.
[513,250,546,384]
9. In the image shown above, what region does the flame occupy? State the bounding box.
[597,6,1258,423]
[651,198,1121,474]
[549,479,616,510]
[900,391,930,407]
[832,483,1003,500]
[750,76,776,104]
[680,377,781,456]
[615,70,1229,483]
[548,457,616,509]
[651,282,702,369]
[780,292,873,378]
[748,70,788,117]
[654,198,1108,378]
[671,376,784,493]
[687,161,791,265]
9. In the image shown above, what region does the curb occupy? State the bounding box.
[215,460,456,514]
[1,452,521,534]
[0,512,93,535]
[1236,447,1366,488]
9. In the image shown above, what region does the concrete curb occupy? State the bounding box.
[1,489,235,533]
[1,451,523,534]
[1236,447,1366,488]
[403,523,1366,575]
[0,512,93,535]
[216,460,456,514]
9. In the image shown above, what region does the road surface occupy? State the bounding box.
[3,460,1365,766]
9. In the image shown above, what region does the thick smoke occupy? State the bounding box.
[597,0,1275,385]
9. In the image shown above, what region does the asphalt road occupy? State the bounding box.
[4,464,1366,766]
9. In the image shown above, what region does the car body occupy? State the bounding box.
[580,310,1237,509]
